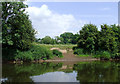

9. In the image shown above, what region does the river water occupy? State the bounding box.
[1,61,120,83]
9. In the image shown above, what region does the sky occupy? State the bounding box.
[24,2,118,38]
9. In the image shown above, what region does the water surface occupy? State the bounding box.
[2,61,120,83]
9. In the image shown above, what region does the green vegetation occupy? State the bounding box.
[52,49,64,58]
[78,54,90,57]
[74,48,84,55]
[34,43,76,50]
[2,2,35,50]
[74,24,120,60]
[3,44,65,61]
[2,2,120,61]
[36,32,79,44]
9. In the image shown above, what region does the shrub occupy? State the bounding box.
[74,48,84,55]
[93,51,102,58]
[30,45,53,60]
[15,50,33,61]
[111,53,120,59]
[52,49,63,57]
[2,47,17,61]
[72,46,78,50]
[14,45,54,61]
[100,51,111,60]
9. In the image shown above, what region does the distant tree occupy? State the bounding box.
[2,2,35,50]
[42,36,53,44]
[55,36,64,44]
[60,32,74,44]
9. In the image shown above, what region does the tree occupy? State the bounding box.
[77,24,99,54]
[99,24,118,54]
[60,32,74,44]
[55,36,64,44]
[71,33,79,44]
[2,2,35,50]
[42,36,53,44]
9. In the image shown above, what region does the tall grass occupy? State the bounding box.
[3,44,64,62]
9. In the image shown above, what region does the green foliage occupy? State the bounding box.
[41,36,55,44]
[2,2,35,50]
[31,45,53,60]
[60,32,74,44]
[71,33,79,44]
[100,51,111,60]
[77,24,99,54]
[78,54,89,57]
[74,48,84,55]
[52,49,63,58]
[36,32,79,45]
[75,24,120,60]
[3,44,54,61]
[55,36,64,44]
[2,47,17,61]
[15,50,33,61]
[99,24,118,53]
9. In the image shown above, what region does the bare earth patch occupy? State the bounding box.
[46,48,100,62]
[50,47,67,53]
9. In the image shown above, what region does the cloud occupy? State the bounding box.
[26,4,87,38]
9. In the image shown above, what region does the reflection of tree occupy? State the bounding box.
[73,61,120,82]
[2,62,62,82]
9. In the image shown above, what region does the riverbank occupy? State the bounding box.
[45,51,100,62]
[3,43,119,64]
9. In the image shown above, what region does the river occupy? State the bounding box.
[1,61,120,83]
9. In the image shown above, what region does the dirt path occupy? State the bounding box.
[45,51,99,62]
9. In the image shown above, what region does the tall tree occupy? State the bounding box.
[2,2,35,50]
[99,24,118,53]
[77,24,99,54]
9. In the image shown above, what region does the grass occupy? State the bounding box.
[33,42,76,50]
[3,43,66,62]
[78,54,90,57]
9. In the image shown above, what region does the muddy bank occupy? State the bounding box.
[45,51,100,62]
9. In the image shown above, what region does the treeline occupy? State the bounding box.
[74,24,120,60]
[35,32,79,44]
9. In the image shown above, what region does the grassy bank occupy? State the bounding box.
[3,43,65,62]
[73,47,120,60]
[33,42,76,50]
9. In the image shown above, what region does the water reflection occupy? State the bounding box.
[2,62,63,82]
[30,71,78,82]
[73,61,120,82]
[2,61,120,83]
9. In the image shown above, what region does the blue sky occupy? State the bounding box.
[25,2,118,38]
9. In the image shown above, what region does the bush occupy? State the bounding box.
[30,45,53,60]
[2,47,17,61]
[15,50,33,61]
[100,51,111,60]
[72,46,78,50]
[111,53,120,59]
[74,48,84,55]
[93,51,102,58]
[14,45,54,61]
[52,49,63,58]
